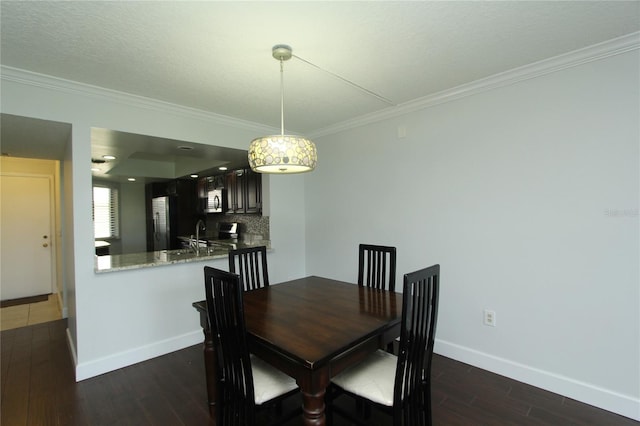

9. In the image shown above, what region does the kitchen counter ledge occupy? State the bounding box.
[94,241,271,273]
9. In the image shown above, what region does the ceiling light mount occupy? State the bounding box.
[272,44,292,62]
[249,44,317,174]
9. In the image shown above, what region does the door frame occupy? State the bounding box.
[0,171,57,299]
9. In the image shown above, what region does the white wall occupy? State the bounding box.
[0,69,308,380]
[305,50,639,419]
[62,135,77,356]
[263,173,308,282]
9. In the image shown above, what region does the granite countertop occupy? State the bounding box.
[94,241,271,273]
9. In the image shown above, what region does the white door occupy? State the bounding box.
[1,174,54,300]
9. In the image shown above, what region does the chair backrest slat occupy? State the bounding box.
[358,244,397,292]
[204,266,257,425]
[394,264,439,426]
[229,246,269,291]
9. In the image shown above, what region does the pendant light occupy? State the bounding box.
[249,45,317,174]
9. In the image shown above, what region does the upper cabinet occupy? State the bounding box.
[195,169,261,215]
[226,169,262,214]
[244,170,261,214]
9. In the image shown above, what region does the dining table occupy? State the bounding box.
[192,275,402,426]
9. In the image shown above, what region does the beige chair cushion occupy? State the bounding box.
[331,349,397,406]
[251,355,298,405]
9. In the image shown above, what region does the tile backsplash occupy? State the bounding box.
[207,215,269,241]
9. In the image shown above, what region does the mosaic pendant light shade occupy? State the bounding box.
[249,135,317,174]
[249,45,317,174]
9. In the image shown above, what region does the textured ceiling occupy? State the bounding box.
[1,1,639,180]
[2,1,639,134]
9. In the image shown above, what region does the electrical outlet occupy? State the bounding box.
[483,309,496,327]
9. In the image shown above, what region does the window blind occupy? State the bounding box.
[93,186,119,239]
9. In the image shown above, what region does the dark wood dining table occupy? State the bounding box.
[192,275,402,426]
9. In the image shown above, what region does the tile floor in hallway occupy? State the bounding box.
[0,294,62,331]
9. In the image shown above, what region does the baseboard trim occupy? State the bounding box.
[0,294,48,307]
[55,292,68,318]
[75,330,203,381]
[435,339,640,421]
[66,327,78,368]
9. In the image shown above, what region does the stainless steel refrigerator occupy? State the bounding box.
[151,196,171,251]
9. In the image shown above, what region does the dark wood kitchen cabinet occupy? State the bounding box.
[244,170,261,214]
[225,169,261,214]
[225,171,241,214]
[173,179,198,235]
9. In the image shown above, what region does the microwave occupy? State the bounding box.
[204,188,223,213]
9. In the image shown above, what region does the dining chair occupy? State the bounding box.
[329,264,440,426]
[358,244,397,292]
[359,244,398,353]
[228,246,269,291]
[203,266,299,425]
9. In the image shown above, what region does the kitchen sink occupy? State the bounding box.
[162,249,191,255]
[208,241,238,250]
[161,247,223,257]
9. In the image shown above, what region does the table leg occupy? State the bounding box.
[298,371,329,426]
[301,388,325,426]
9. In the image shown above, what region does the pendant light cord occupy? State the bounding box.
[280,59,285,136]
[293,54,396,106]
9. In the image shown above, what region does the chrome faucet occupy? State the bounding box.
[193,219,206,255]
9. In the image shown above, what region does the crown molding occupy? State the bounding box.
[2,31,638,139]
[0,65,276,134]
[310,31,640,139]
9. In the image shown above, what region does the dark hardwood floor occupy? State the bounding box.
[2,319,637,426]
